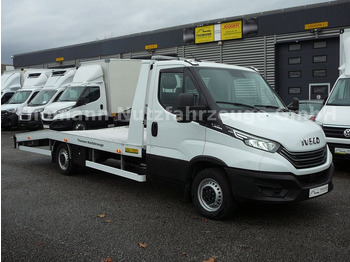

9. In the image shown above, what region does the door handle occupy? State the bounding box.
[151,122,158,137]
[100,104,103,110]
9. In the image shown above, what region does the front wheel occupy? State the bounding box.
[55,143,77,175]
[192,168,235,220]
[73,120,87,130]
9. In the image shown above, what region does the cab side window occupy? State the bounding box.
[159,71,203,112]
[159,72,183,111]
[81,86,100,103]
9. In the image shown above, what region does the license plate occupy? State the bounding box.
[43,125,49,129]
[309,184,328,198]
[335,147,350,155]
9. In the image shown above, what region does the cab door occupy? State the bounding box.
[147,66,207,184]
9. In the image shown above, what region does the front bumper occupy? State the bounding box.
[327,143,350,160]
[1,112,18,128]
[225,163,334,203]
[19,113,42,129]
[49,119,74,131]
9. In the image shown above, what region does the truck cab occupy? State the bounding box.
[316,29,350,160]
[1,70,23,104]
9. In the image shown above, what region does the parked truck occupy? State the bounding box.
[41,59,142,130]
[19,68,76,130]
[316,29,350,160]
[2,69,51,129]
[14,57,334,219]
[1,69,24,104]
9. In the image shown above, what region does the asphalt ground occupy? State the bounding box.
[1,129,349,262]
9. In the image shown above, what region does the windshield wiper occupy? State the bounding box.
[216,101,262,112]
[254,104,289,112]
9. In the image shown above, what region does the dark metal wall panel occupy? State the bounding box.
[258,2,350,36]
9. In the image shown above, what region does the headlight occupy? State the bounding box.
[6,108,17,114]
[33,108,44,113]
[226,126,280,153]
[56,107,73,114]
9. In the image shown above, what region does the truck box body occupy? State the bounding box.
[15,58,334,219]
[41,59,142,130]
[82,59,142,115]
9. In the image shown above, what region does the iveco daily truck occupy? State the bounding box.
[19,68,76,130]
[2,69,51,129]
[316,29,350,160]
[41,59,142,130]
[15,57,334,219]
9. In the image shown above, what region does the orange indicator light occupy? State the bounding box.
[64,138,68,142]
[116,149,121,154]
[27,137,31,140]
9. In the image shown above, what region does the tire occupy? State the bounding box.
[55,143,77,175]
[192,168,235,220]
[72,121,87,130]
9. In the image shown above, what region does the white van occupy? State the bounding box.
[19,68,76,130]
[1,69,51,129]
[316,29,350,160]
[1,69,24,104]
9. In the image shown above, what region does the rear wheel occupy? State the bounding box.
[55,143,77,175]
[192,168,235,220]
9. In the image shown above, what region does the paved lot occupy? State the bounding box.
[1,129,350,262]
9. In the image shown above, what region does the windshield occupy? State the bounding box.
[7,90,32,104]
[58,86,86,102]
[299,102,323,115]
[327,78,350,106]
[28,90,57,106]
[196,67,285,111]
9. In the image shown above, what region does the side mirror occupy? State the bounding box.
[288,97,299,112]
[177,93,207,123]
[76,98,88,107]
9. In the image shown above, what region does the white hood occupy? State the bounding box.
[43,101,76,114]
[316,105,350,126]
[1,102,26,115]
[220,112,326,152]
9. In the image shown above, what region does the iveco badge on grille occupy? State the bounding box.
[301,137,320,146]
[344,129,350,138]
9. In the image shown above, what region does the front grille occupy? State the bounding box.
[322,125,350,139]
[20,114,31,121]
[43,113,55,120]
[279,146,327,169]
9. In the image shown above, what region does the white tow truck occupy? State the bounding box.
[316,29,350,160]
[14,57,334,219]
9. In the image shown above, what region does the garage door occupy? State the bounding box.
[275,37,339,104]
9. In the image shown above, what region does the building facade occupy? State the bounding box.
[12,1,350,103]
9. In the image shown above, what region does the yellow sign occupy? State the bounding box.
[221,21,242,40]
[195,25,215,44]
[56,57,64,62]
[305,22,328,30]
[145,44,158,50]
[125,148,139,154]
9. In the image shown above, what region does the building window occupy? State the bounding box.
[313,69,327,77]
[288,87,301,94]
[313,55,327,63]
[289,44,301,51]
[312,86,327,94]
[289,71,302,78]
[314,41,327,49]
[289,57,301,65]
